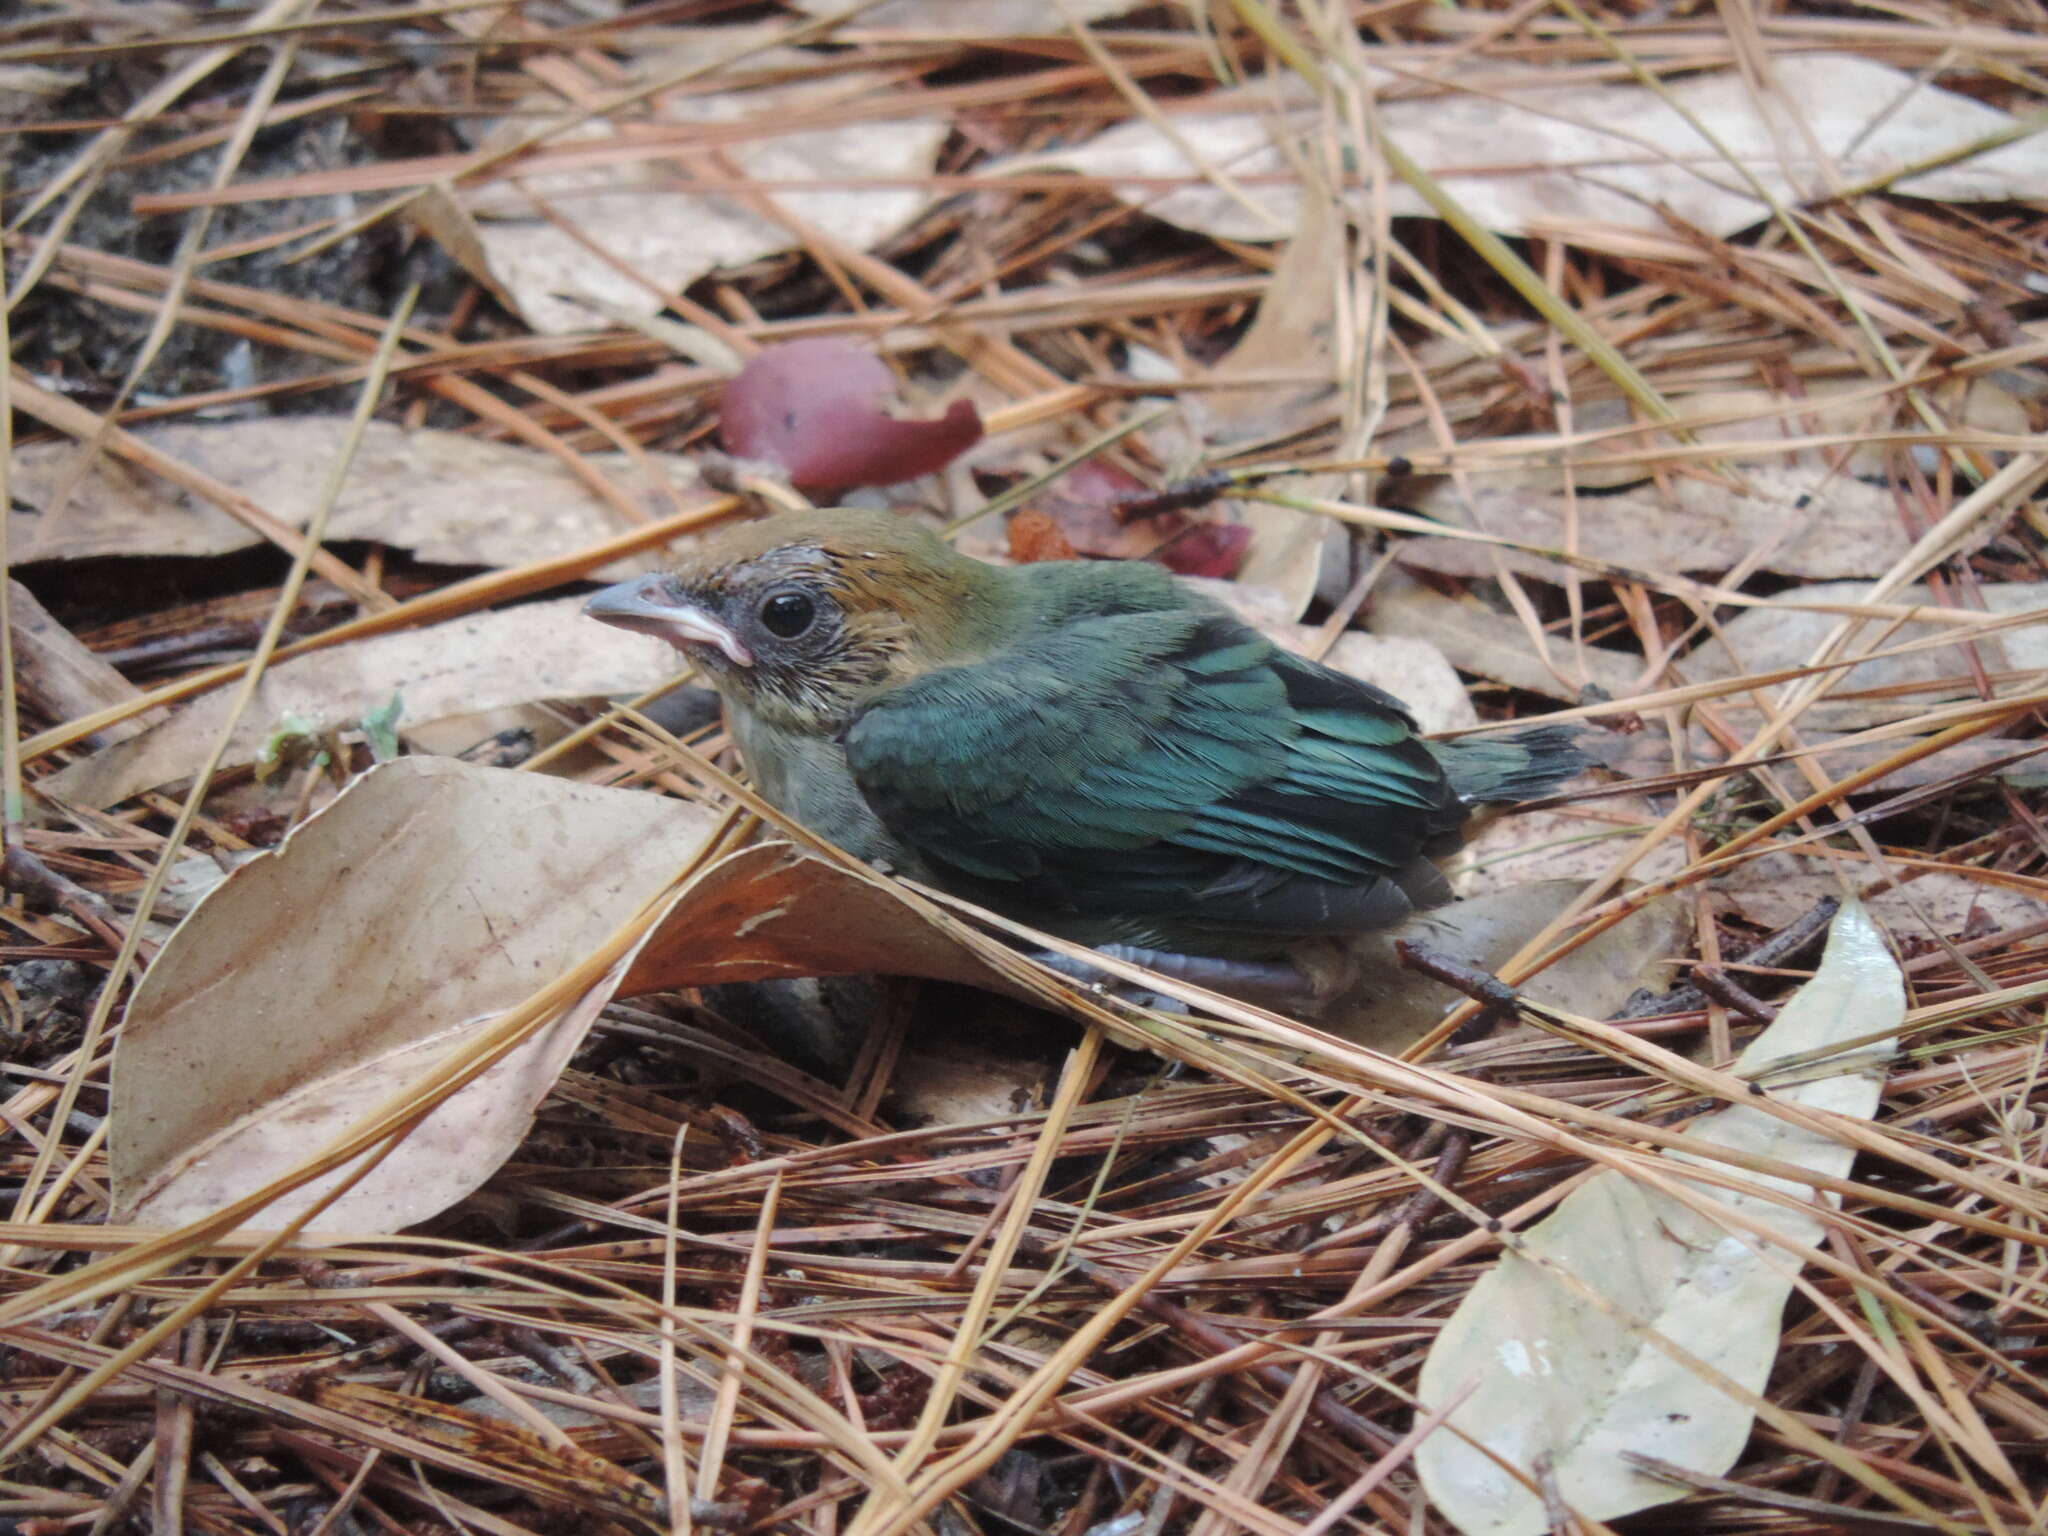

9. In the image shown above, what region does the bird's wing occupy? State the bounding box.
[841,606,1465,931]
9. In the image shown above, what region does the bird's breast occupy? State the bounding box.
[728,707,926,876]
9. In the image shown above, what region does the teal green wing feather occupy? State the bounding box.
[1429,724,1587,803]
[842,602,1467,936]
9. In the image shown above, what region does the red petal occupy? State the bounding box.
[1154,521,1251,579]
[1026,459,1247,575]
[721,339,983,491]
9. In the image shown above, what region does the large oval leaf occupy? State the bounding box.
[111,759,1021,1236]
[1415,901,1903,1534]
[110,759,719,1233]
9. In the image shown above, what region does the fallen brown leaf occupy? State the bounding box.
[111,758,1016,1235]
[1006,55,2048,244]
[457,75,945,334]
[9,419,692,570]
[41,595,678,809]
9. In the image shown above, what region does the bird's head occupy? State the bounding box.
[584,509,1020,735]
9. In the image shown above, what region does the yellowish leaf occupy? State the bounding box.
[1414,901,1903,1534]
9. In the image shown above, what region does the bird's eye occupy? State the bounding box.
[758,590,816,640]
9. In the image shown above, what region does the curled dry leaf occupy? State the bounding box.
[402,182,521,317]
[721,339,983,491]
[1194,192,1351,616]
[1003,55,2048,244]
[112,758,1020,1235]
[1415,901,1903,1535]
[8,419,693,571]
[111,759,716,1233]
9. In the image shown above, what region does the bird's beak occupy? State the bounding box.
[583,574,753,667]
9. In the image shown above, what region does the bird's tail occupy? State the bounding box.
[1430,724,1587,806]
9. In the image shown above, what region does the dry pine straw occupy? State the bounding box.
[1,1,2047,1533]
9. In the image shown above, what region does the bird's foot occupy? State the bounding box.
[1028,943,1322,1013]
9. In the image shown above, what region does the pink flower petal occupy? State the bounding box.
[1155,520,1251,579]
[721,339,983,491]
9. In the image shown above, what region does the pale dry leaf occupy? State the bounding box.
[40,596,679,810]
[25,0,193,44]
[1712,852,2048,942]
[1321,633,1480,734]
[403,182,521,315]
[113,759,1024,1235]
[1587,728,2039,801]
[1191,189,1349,617]
[1198,186,1343,442]
[1396,468,1924,584]
[399,704,574,760]
[127,853,241,927]
[1178,574,1295,630]
[1453,789,1688,896]
[1375,376,2029,504]
[459,78,945,334]
[1326,880,1687,1054]
[1415,901,1903,1535]
[888,1036,1049,1128]
[1671,578,2048,741]
[1684,581,2048,694]
[1681,381,2031,481]
[8,419,695,569]
[1369,572,1640,704]
[1002,55,2048,243]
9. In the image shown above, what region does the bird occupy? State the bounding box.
[585,508,1586,1002]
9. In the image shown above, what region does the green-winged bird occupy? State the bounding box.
[586,509,1585,1002]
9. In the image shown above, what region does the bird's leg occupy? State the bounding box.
[1106,944,1320,998]
[1028,943,1321,1011]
